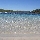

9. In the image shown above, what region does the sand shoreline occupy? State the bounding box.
[0,37,40,40]
[0,33,40,40]
[0,34,40,37]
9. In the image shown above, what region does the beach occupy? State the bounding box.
[0,34,40,40]
[0,37,40,40]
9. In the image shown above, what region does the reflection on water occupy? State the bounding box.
[0,13,40,34]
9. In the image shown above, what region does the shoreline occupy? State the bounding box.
[0,34,40,37]
[0,36,40,40]
[0,34,40,40]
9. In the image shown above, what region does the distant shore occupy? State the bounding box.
[0,9,40,14]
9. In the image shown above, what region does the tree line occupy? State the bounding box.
[0,9,40,13]
[31,9,40,13]
[0,9,13,12]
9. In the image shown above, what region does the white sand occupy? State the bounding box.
[0,34,40,40]
[0,37,40,40]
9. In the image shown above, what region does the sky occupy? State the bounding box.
[0,0,40,11]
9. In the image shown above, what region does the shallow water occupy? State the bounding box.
[0,13,40,34]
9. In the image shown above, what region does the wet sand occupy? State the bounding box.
[0,34,40,40]
[0,37,40,40]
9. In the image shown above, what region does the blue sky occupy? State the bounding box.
[0,0,40,11]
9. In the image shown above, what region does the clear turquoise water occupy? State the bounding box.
[0,13,40,34]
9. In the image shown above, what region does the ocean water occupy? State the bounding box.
[0,13,40,34]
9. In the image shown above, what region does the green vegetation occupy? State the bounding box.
[0,9,13,12]
[31,9,40,13]
[0,9,40,14]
